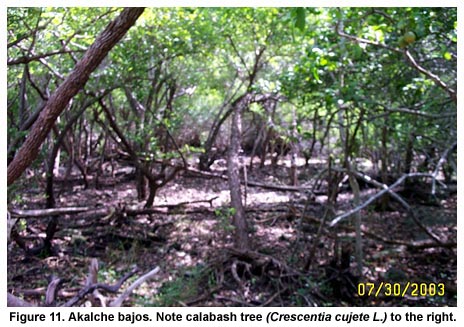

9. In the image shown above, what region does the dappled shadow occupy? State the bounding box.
[7,159,457,306]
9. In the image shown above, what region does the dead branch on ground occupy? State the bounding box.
[61,265,139,307]
[301,211,456,250]
[9,196,220,221]
[8,260,159,307]
[186,167,314,193]
[10,206,91,218]
[109,266,160,307]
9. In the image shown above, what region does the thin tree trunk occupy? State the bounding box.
[404,132,414,175]
[145,180,157,209]
[227,97,250,252]
[380,114,390,209]
[199,106,234,170]
[289,107,298,186]
[347,161,363,276]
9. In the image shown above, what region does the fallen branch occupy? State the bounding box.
[360,226,456,250]
[328,171,448,245]
[61,266,139,307]
[431,141,457,195]
[109,266,160,307]
[7,293,35,307]
[143,196,219,209]
[11,194,221,221]
[187,167,311,193]
[302,212,455,250]
[10,206,90,218]
[329,172,430,227]
[45,276,63,306]
[8,261,159,307]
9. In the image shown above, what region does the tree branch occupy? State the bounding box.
[404,50,456,103]
[335,20,401,53]
[335,19,456,104]
[8,49,85,65]
[8,8,145,186]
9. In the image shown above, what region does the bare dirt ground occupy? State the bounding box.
[7,158,457,307]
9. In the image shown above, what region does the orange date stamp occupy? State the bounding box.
[357,282,445,297]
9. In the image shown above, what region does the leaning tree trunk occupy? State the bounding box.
[227,96,250,252]
[46,101,94,207]
[7,7,145,186]
[199,106,234,171]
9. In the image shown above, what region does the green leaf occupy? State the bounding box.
[443,52,452,60]
[295,8,306,32]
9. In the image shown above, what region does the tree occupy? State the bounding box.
[7,8,145,186]
[7,7,457,307]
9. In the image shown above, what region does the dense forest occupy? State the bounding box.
[7,7,457,307]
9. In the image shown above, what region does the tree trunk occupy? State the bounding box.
[136,168,148,201]
[404,132,414,175]
[379,115,390,210]
[227,97,250,252]
[46,101,93,207]
[347,161,363,277]
[144,180,157,209]
[7,7,145,185]
[199,106,234,171]
[289,107,298,186]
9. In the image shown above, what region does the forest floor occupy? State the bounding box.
[7,157,457,307]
